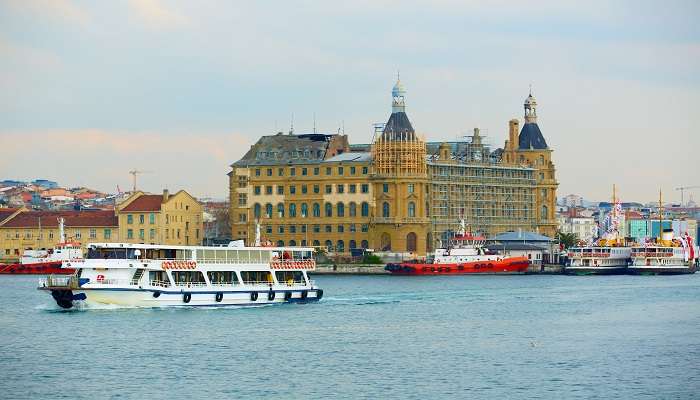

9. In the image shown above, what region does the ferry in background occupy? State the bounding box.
[39,241,323,309]
[385,220,529,275]
[629,229,697,275]
[0,218,79,275]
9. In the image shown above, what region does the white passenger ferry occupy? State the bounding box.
[39,242,323,309]
[629,230,697,275]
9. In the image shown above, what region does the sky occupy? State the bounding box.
[1,0,699,203]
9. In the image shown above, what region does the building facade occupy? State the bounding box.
[229,79,558,256]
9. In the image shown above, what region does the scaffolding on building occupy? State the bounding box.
[371,124,427,177]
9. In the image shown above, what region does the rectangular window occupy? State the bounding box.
[325,185,332,194]
[254,186,261,195]
[267,168,272,176]
[337,225,344,233]
[127,214,133,224]
[349,184,356,193]
[278,226,285,234]
[349,224,356,232]
[290,186,296,195]
[338,167,344,175]
[150,229,155,239]
[383,183,389,193]
[361,184,369,193]
[277,186,284,195]
[266,225,272,234]
[278,168,284,176]
[165,229,169,239]
[238,193,247,206]
[408,184,414,194]
[362,166,368,174]
[266,186,273,195]
[139,214,145,224]
[103,229,111,239]
[337,185,344,194]
[139,229,145,239]
[290,168,296,176]
[75,231,81,239]
[350,166,356,175]
[313,167,319,175]
[127,229,133,239]
[326,167,331,175]
[301,225,307,233]
[313,225,320,233]
[90,229,97,239]
[302,167,308,176]
[302,185,308,194]
[313,185,320,194]
[239,213,247,222]
[255,169,261,176]
[361,224,368,232]
[290,225,297,233]
[149,213,155,224]
[325,225,332,233]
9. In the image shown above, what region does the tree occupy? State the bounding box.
[556,230,578,249]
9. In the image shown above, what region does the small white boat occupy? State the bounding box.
[39,242,322,309]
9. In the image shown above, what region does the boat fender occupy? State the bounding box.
[316,289,324,300]
[215,292,223,303]
[301,290,308,300]
[284,291,292,301]
[183,293,191,303]
[267,290,275,301]
[153,291,161,298]
[250,291,258,301]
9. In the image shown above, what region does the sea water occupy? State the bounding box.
[1,274,699,399]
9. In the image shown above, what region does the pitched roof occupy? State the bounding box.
[2,210,117,228]
[486,243,546,251]
[518,123,548,150]
[493,231,553,242]
[233,133,335,166]
[120,194,163,212]
[0,208,20,223]
[382,111,416,141]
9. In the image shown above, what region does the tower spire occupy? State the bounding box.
[391,74,406,113]
[524,88,537,124]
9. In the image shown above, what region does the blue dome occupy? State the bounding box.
[392,79,406,97]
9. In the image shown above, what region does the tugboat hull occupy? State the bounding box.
[385,257,530,275]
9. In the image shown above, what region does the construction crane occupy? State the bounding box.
[675,185,700,206]
[129,170,153,192]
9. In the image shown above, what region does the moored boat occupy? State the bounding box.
[629,230,697,275]
[0,218,79,275]
[385,220,529,275]
[39,242,323,309]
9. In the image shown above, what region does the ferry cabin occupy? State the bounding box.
[567,247,632,268]
[631,246,686,266]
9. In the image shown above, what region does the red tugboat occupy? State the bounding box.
[0,218,78,275]
[385,220,530,275]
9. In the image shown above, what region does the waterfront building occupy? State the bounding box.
[0,189,204,261]
[558,215,597,243]
[229,78,558,256]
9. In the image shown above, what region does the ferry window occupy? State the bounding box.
[240,271,273,284]
[207,271,238,285]
[149,270,170,287]
[172,271,206,286]
[275,271,305,285]
[201,249,216,261]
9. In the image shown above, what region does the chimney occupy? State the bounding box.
[508,119,519,150]
[163,189,169,202]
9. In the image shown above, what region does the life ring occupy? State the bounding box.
[215,292,223,303]
[316,289,324,300]
[268,290,276,301]
[183,293,191,303]
[152,291,161,298]
[284,291,292,301]
[250,291,258,301]
[301,290,308,300]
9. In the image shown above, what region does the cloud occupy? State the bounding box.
[3,0,91,25]
[127,0,188,29]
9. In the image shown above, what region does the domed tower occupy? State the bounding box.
[370,76,429,255]
[503,89,558,237]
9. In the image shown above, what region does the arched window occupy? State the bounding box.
[382,202,390,218]
[349,202,357,217]
[277,203,284,218]
[289,203,297,218]
[380,233,391,251]
[336,240,344,253]
[349,240,357,250]
[337,202,345,217]
[542,205,548,219]
[313,203,320,217]
[325,240,333,251]
[253,203,261,218]
[301,239,307,246]
[361,202,369,217]
[276,240,284,246]
[265,203,273,218]
[325,203,333,217]
[361,240,369,249]
[313,240,320,247]
[301,203,308,218]
[289,239,296,246]
[406,232,417,252]
[408,202,416,218]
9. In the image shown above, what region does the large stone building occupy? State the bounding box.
[229,79,558,256]
[0,190,203,261]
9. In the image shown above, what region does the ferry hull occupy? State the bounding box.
[0,262,74,275]
[40,286,323,309]
[564,266,628,275]
[385,257,529,275]
[627,264,696,275]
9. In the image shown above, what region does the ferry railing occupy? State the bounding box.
[149,280,171,288]
[40,275,80,289]
[172,282,209,288]
[209,281,240,287]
